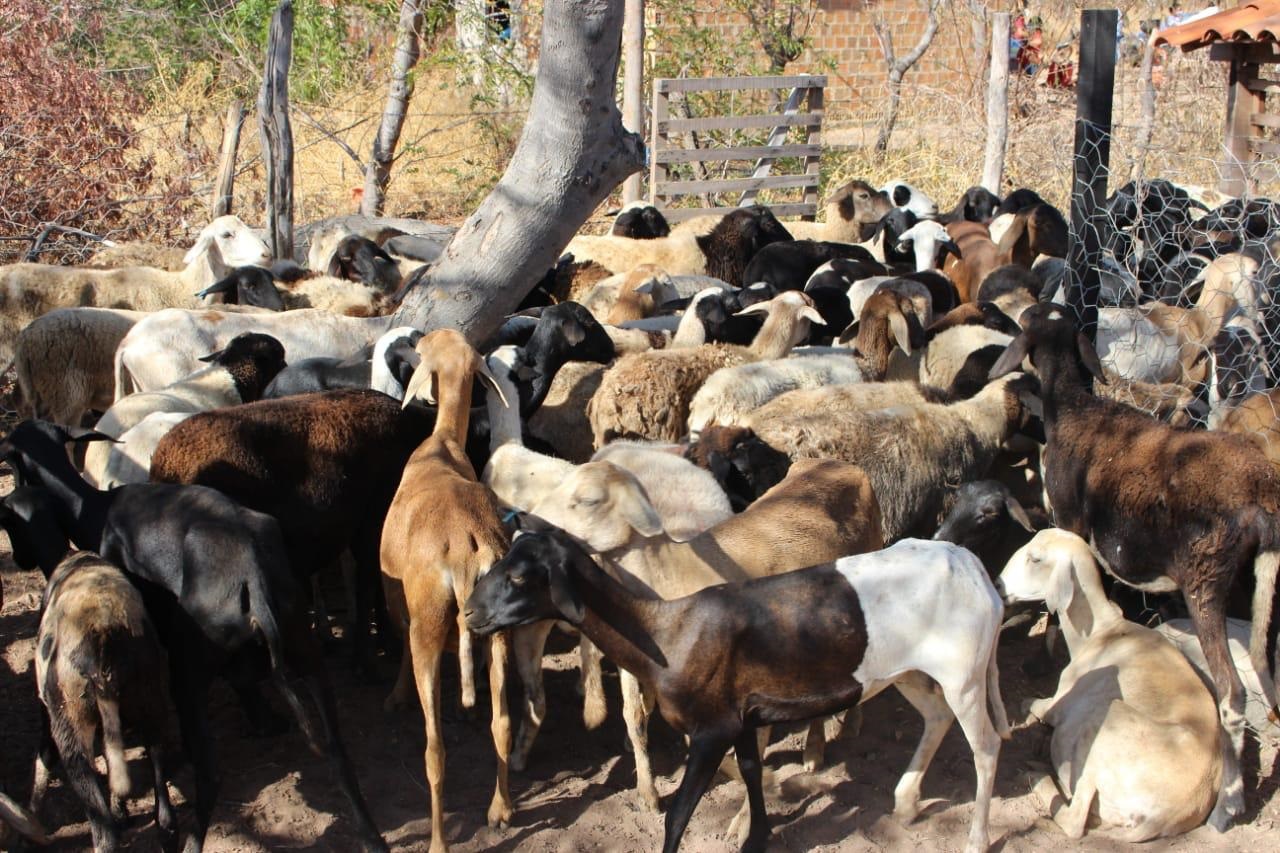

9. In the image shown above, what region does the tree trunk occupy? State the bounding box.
[362,0,423,217]
[621,0,645,204]
[873,1,940,157]
[981,12,1010,194]
[392,0,645,342]
[258,0,295,260]
[212,100,245,217]
[455,0,489,87]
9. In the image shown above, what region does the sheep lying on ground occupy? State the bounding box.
[86,241,187,271]
[785,179,895,241]
[0,215,270,365]
[1001,529,1223,841]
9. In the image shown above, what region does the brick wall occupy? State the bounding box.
[651,0,1001,116]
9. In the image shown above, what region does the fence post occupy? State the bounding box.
[1066,8,1117,342]
[981,12,1010,193]
[258,0,295,260]
[212,100,246,217]
[621,0,645,204]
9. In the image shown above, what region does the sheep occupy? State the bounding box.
[86,241,187,271]
[931,480,1040,575]
[578,264,679,324]
[894,220,962,272]
[466,530,1008,853]
[682,424,794,511]
[97,411,195,488]
[588,290,825,445]
[785,179,894,242]
[564,205,793,288]
[918,324,1014,399]
[803,257,888,292]
[611,201,671,239]
[528,456,885,811]
[1218,388,1280,471]
[0,215,270,365]
[113,307,391,397]
[1000,529,1223,841]
[744,372,1041,540]
[84,332,287,486]
[988,301,1280,829]
[0,421,388,853]
[261,326,423,400]
[323,234,403,293]
[1094,302,1214,385]
[994,203,1069,267]
[685,289,925,434]
[976,264,1044,304]
[881,180,940,218]
[943,221,1002,303]
[940,186,1002,224]
[29,550,178,853]
[995,187,1049,217]
[857,208,919,266]
[194,264,287,310]
[9,307,146,427]
[1195,251,1260,334]
[740,239,877,292]
[378,330,517,850]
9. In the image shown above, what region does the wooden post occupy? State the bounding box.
[981,12,1010,194]
[621,0,645,204]
[1129,34,1158,184]
[212,100,246,217]
[1066,8,1116,342]
[1224,51,1256,197]
[802,84,822,220]
[258,0,295,260]
[650,82,669,207]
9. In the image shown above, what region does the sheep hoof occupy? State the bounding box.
[1207,795,1242,832]
[640,787,661,813]
[486,801,513,829]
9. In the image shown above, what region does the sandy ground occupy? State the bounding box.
[2,467,1279,852]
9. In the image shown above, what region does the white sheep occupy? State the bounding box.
[0,215,270,365]
[98,411,195,487]
[881,180,940,218]
[1001,529,1223,841]
[894,220,961,272]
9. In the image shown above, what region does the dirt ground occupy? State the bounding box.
[2,470,1279,852]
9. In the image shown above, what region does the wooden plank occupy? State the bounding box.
[659,112,823,133]
[1248,137,1280,156]
[1211,42,1280,64]
[657,174,819,196]
[1225,59,1257,196]
[662,202,816,222]
[1243,73,1280,94]
[654,143,821,164]
[650,85,669,205]
[741,86,807,206]
[1250,112,1280,128]
[656,75,827,93]
[801,85,823,220]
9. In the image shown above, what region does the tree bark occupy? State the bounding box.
[621,0,645,204]
[258,0,295,260]
[873,0,940,157]
[392,0,645,342]
[212,100,245,217]
[362,0,423,217]
[981,12,1010,194]
[455,0,489,87]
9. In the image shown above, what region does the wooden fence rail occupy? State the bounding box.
[650,74,826,223]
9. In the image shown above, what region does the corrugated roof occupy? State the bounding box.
[1155,1,1280,51]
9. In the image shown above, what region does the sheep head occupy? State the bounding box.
[185,215,272,276]
[530,461,664,553]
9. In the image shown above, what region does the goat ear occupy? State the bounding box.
[1075,332,1108,385]
[183,228,215,267]
[325,252,346,279]
[476,360,511,410]
[837,320,859,343]
[617,481,664,537]
[735,301,772,317]
[196,274,238,299]
[1004,493,1036,533]
[941,240,962,260]
[989,333,1032,379]
[402,358,438,408]
[889,310,914,355]
[547,557,585,624]
[63,427,116,445]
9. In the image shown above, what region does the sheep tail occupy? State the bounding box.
[1249,546,1280,715]
[112,345,134,401]
[96,694,131,801]
[986,630,1011,740]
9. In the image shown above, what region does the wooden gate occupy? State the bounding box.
[649,74,826,223]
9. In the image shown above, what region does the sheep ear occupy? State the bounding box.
[197,347,225,363]
[662,296,692,311]
[1044,552,1076,616]
[183,229,215,267]
[1004,493,1036,533]
[196,274,238,299]
[63,427,116,445]
[617,481,664,537]
[989,333,1032,379]
[941,240,962,260]
[633,279,658,296]
[402,358,438,408]
[561,319,587,347]
[837,320,859,343]
[476,360,511,410]
[889,310,914,355]
[735,301,772,317]
[547,557,585,624]
[797,305,826,326]
[1076,332,1108,385]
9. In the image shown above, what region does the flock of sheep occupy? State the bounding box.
[1,173,1279,853]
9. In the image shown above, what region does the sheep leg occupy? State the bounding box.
[1189,594,1249,830]
[726,728,771,847]
[579,636,608,729]
[150,743,179,853]
[381,577,414,712]
[940,677,1000,853]
[802,719,826,772]
[53,735,119,853]
[1051,769,1096,839]
[409,612,451,853]
[510,621,553,773]
[662,731,734,853]
[891,673,955,823]
[174,668,216,853]
[486,631,514,829]
[620,669,660,811]
[28,710,57,816]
